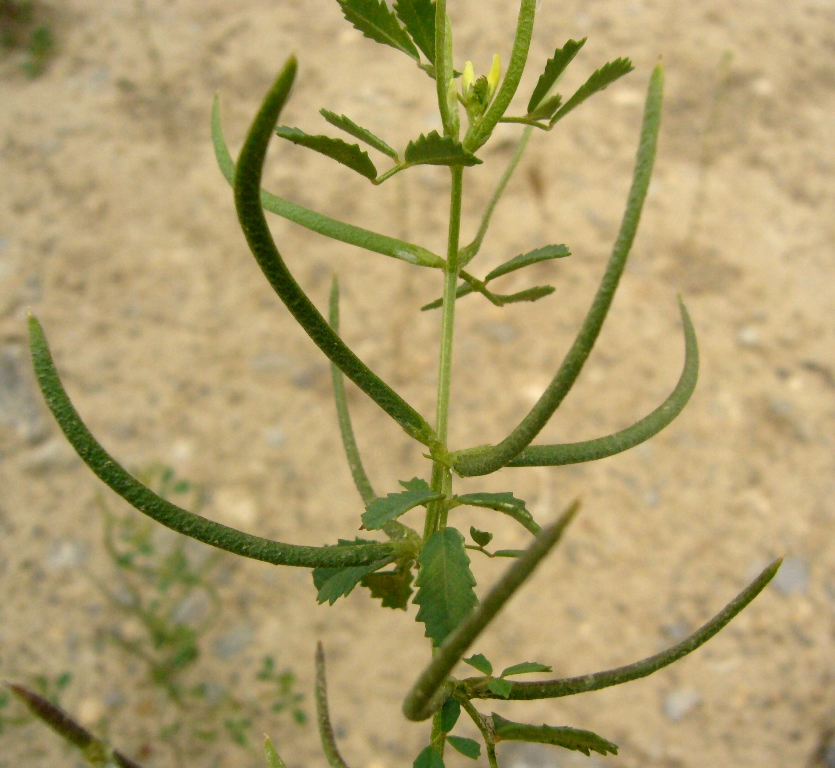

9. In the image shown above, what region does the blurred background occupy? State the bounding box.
[1,1,834,766]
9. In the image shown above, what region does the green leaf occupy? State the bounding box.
[337,0,420,61]
[527,93,563,122]
[400,477,431,492]
[527,38,586,113]
[446,736,481,760]
[491,713,618,757]
[550,57,634,126]
[320,109,399,160]
[414,746,445,768]
[264,737,288,768]
[469,526,493,547]
[312,539,393,604]
[275,126,378,180]
[454,492,540,536]
[463,653,492,676]
[361,565,414,610]
[394,0,436,63]
[500,662,552,677]
[487,678,513,698]
[362,485,442,530]
[404,131,482,167]
[414,528,478,646]
[493,549,525,558]
[484,245,571,282]
[439,697,460,732]
[497,286,556,305]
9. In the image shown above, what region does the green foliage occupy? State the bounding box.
[276,126,379,180]
[414,528,478,646]
[20,1,782,766]
[491,712,618,757]
[0,1,54,77]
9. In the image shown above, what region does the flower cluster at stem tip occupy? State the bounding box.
[461,54,501,124]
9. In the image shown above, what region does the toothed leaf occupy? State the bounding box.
[527,93,563,122]
[362,485,442,530]
[439,698,460,732]
[320,109,399,160]
[276,126,378,180]
[405,131,482,167]
[446,736,481,760]
[500,661,552,677]
[313,538,391,604]
[337,0,420,61]
[394,0,436,63]
[498,286,556,305]
[361,564,414,610]
[400,477,431,492]
[469,526,493,547]
[485,245,571,282]
[454,492,540,536]
[264,737,288,768]
[414,746,445,768]
[487,678,513,698]
[491,713,618,757]
[414,527,478,646]
[463,653,493,675]
[551,58,634,126]
[527,38,586,113]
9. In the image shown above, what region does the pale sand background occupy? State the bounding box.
[2,1,835,767]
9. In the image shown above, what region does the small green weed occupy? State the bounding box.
[0,0,53,77]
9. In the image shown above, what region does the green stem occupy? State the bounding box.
[460,126,533,267]
[426,165,464,536]
[457,697,498,768]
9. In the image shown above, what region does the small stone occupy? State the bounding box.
[736,326,761,348]
[772,556,809,595]
[45,539,87,571]
[77,697,105,726]
[21,437,78,474]
[264,425,285,447]
[213,621,254,660]
[662,688,700,722]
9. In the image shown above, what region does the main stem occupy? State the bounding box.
[424,165,464,540]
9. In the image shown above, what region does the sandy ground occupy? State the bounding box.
[1,1,835,767]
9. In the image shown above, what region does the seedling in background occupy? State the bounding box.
[13,0,781,765]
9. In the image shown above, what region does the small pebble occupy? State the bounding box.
[213,621,254,660]
[45,539,87,571]
[736,326,761,347]
[772,556,809,595]
[662,688,700,722]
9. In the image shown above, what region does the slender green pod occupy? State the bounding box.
[233,57,435,446]
[28,315,394,569]
[507,298,698,467]
[453,62,665,477]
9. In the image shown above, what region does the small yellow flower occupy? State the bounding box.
[486,54,501,99]
[462,61,476,98]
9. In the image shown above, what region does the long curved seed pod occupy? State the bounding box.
[212,98,443,269]
[507,298,697,467]
[402,501,579,721]
[453,63,664,477]
[329,276,376,507]
[461,559,782,701]
[29,315,394,569]
[465,0,537,153]
[316,643,352,768]
[233,57,435,446]
[7,683,144,768]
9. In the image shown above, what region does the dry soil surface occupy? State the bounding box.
[2,1,835,768]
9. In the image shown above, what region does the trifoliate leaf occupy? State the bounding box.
[439,697,460,732]
[264,737,288,768]
[469,526,493,547]
[404,131,482,167]
[490,713,618,757]
[527,38,586,114]
[361,564,414,610]
[394,0,436,63]
[454,492,540,536]
[550,58,634,126]
[487,678,513,698]
[500,662,553,677]
[337,0,420,61]
[446,736,481,760]
[362,485,442,530]
[275,127,378,180]
[320,109,399,160]
[484,245,571,282]
[413,745,445,768]
[414,527,478,646]
[462,653,493,675]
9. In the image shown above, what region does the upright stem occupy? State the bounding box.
[424,166,464,539]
